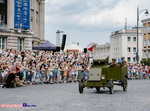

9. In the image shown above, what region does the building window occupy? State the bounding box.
[18,38,23,51]
[144,27,146,33]
[133,57,136,62]
[148,39,150,46]
[0,0,5,3]
[148,26,150,33]
[133,47,136,55]
[144,40,146,46]
[144,52,146,58]
[149,52,150,58]
[0,14,5,25]
[127,37,131,42]
[127,57,131,63]
[31,0,33,9]
[0,37,6,49]
[133,37,136,42]
[127,47,131,52]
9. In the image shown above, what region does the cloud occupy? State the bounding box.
[46,0,150,30]
[45,0,150,45]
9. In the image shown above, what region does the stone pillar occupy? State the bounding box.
[39,0,45,41]
[24,37,32,50]
[33,0,37,38]
[7,36,18,49]
[7,0,14,29]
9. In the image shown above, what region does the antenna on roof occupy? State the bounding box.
[125,17,127,30]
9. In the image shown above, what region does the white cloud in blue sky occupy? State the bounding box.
[45,0,150,47]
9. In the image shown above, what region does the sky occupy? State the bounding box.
[45,0,150,48]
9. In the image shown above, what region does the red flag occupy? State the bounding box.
[87,42,93,52]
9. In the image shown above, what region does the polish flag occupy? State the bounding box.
[87,42,93,52]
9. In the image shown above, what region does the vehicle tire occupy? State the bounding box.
[96,87,100,91]
[79,79,84,94]
[123,77,127,91]
[109,79,113,94]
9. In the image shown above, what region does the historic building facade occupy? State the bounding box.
[93,43,110,60]
[141,18,150,59]
[0,0,45,50]
[110,28,143,63]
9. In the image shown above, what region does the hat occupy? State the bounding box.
[121,57,125,59]
[112,58,116,61]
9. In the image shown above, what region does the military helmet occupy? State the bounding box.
[121,57,125,59]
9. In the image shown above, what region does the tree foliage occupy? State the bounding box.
[140,58,150,66]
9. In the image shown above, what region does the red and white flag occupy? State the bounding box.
[87,42,93,52]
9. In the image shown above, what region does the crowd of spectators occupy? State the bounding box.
[127,63,150,80]
[1,48,150,88]
[0,48,91,88]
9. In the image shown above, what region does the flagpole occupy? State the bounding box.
[92,41,94,63]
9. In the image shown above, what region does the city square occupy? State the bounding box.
[1,0,150,111]
[1,80,150,111]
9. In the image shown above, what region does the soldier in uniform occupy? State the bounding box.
[110,58,119,67]
[16,69,25,87]
[120,57,127,67]
[2,69,17,88]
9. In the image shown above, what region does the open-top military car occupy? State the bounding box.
[79,61,128,94]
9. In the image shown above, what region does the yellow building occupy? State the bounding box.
[141,18,150,58]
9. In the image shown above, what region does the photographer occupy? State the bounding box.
[3,69,17,88]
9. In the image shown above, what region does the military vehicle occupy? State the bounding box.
[79,61,128,94]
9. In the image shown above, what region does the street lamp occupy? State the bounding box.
[136,6,149,64]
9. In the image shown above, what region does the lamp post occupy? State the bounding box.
[136,6,149,64]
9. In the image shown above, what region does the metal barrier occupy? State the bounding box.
[0,70,83,86]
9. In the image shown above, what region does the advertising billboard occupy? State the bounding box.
[14,0,30,29]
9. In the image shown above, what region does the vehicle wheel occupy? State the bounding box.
[96,87,100,91]
[79,79,84,94]
[109,79,113,94]
[123,77,127,91]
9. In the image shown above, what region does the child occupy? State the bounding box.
[40,65,45,82]
[63,66,67,83]
[1,67,8,86]
[49,66,54,84]
[67,67,73,83]
[54,66,57,83]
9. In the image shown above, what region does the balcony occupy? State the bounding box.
[0,24,33,35]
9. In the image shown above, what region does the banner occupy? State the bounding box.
[14,0,30,29]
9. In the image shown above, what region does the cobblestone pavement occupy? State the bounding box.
[0,80,150,111]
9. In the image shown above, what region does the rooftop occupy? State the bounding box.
[111,28,142,36]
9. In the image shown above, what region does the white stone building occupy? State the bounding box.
[0,0,45,50]
[110,28,143,63]
[93,43,110,60]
